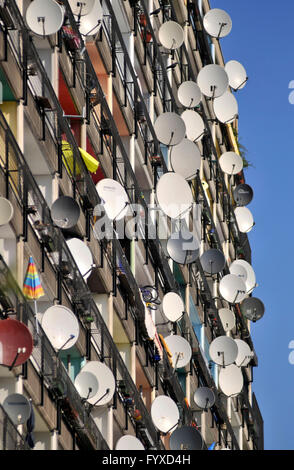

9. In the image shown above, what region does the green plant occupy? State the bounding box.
[232,128,254,169]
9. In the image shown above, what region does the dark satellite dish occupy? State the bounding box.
[51,196,80,229]
[0,319,33,368]
[233,184,254,206]
[200,249,226,275]
[167,230,200,265]
[3,393,31,425]
[240,297,265,322]
[170,426,203,450]
[194,387,215,410]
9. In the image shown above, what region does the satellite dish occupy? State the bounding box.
[167,230,200,265]
[213,91,238,124]
[115,435,145,451]
[233,184,254,206]
[219,152,243,175]
[74,371,99,400]
[194,387,215,410]
[234,207,254,233]
[26,0,65,36]
[0,319,33,368]
[69,0,95,16]
[3,394,31,425]
[178,81,202,108]
[209,336,238,367]
[156,173,193,219]
[0,197,14,226]
[96,178,129,221]
[51,196,80,229]
[229,259,256,294]
[164,335,192,369]
[145,309,156,340]
[66,238,93,279]
[81,361,115,406]
[234,339,253,367]
[170,426,203,450]
[200,248,226,275]
[154,112,186,146]
[219,274,246,304]
[151,395,179,433]
[42,305,79,350]
[219,364,244,397]
[78,0,103,36]
[203,8,232,38]
[162,292,184,323]
[170,139,201,180]
[197,65,229,98]
[225,60,248,91]
[218,308,236,332]
[158,21,184,50]
[181,110,205,142]
[240,297,265,322]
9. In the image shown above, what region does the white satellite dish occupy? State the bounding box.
[209,336,238,367]
[219,274,246,304]
[78,0,103,36]
[151,395,179,433]
[200,249,226,275]
[225,61,248,91]
[66,238,93,279]
[170,139,201,180]
[81,361,115,406]
[3,394,31,425]
[194,387,215,410]
[229,259,256,294]
[26,0,65,36]
[178,81,202,108]
[51,196,80,229]
[96,178,129,221]
[158,21,184,50]
[213,91,238,124]
[145,309,156,340]
[164,335,192,369]
[234,339,253,367]
[154,112,186,146]
[219,364,244,397]
[219,152,243,175]
[197,65,229,98]
[218,308,236,332]
[181,110,205,142]
[69,0,95,16]
[167,230,200,265]
[42,305,79,350]
[234,207,254,233]
[0,197,14,226]
[203,8,232,39]
[74,371,99,400]
[156,172,193,219]
[115,435,145,451]
[161,292,184,323]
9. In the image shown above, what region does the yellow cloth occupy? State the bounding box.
[62,140,99,174]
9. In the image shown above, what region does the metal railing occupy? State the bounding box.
[0,404,29,450]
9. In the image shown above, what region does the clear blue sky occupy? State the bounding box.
[210,0,294,450]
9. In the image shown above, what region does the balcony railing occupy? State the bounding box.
[0,404,29,450]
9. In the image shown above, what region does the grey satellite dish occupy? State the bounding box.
[156,173,193,219]
[197,65,229,98]
[200,249,226,275]
[218,308,236,332]
[158,21,184,50]
[26,0,65,36]
[0,197,14,226]
[3,393,31,425]
[81,361,115,406]
[234,207,254,233]
[96,178,129,221]
[203,8,232,38]
[162,292,184,323]
[69,0,95,16]
[164,335,192,369]
[151,396,179,433]
[213,91,238,124]
[229,259,256,294]
[178,81,202,108]
[51,196,80,229]
[42,305,79,350]
[240,297,265,322]
[167,230,200,265]
[209,336,238,367]
[78,0,103,36]
[74,371,99,400]
[219,151,243,175]
[219,364,244,397]
[170,426,203,451]
[233,184,254,206]
[170,139,201,180]
[194,387,215,410]
[181,110,205,142]
[66,238,93,279]
[115,435,145,451]
[154,112,186,146]
[234,339,253,367]
[225,60,248,91]
[219,274,246,304]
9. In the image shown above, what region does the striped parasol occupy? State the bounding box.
[23,257,44,333]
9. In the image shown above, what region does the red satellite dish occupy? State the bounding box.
[0,319,33,368]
